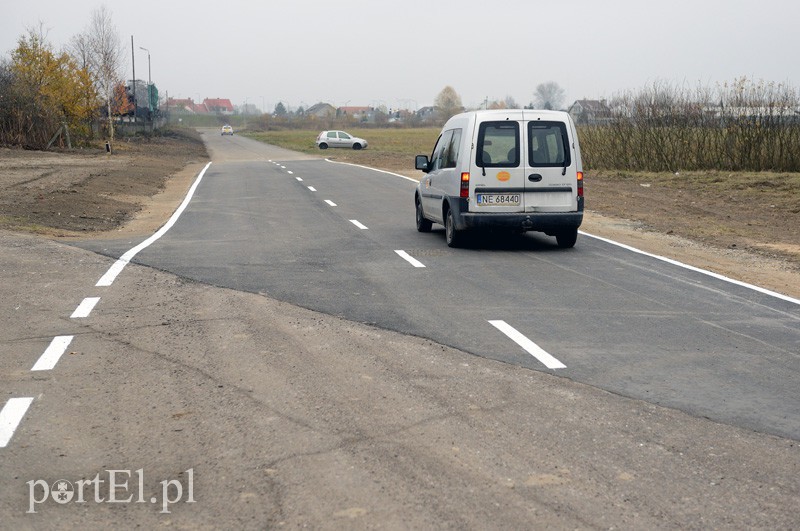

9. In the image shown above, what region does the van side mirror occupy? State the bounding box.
[415,155,430,172]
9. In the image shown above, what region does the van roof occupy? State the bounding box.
[451,109,569,118]
[444,108,571,126]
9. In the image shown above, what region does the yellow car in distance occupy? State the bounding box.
[221,125,234,136]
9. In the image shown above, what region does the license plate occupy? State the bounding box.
[476,193,521,206]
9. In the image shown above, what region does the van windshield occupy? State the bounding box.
[476,122,520,167]
[528,122,570,167]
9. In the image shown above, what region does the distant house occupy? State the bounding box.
[306,102,336,119]
[337,106,373,121]
[568,99,612,125]
[388,109,414,123]
[203,98,234,115]
[167,97,192,110]
[167,97,216,114]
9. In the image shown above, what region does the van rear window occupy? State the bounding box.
[528,122,570,167]
[476,122,520,168]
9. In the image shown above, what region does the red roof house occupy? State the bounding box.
[204,98,234,115]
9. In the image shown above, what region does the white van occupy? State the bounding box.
[414,109,584,247]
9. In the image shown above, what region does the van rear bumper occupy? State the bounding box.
[453,199,583,232]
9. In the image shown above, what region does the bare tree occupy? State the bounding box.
[86,6,124,140]
[503,95,520,109]
[68,31,92,71]
[434,86,463,123]
[533,81,566,110]
[68,31,99,137]
[488,96,521,110]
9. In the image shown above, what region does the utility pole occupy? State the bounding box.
[131,36,137,125]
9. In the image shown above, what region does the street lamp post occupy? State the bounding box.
[139,46,151,122]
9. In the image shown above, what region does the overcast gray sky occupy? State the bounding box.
[3,1,800,112]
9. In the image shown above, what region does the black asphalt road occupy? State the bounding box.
[77,135,800,441]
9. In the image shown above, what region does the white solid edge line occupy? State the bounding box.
[324,158,419,183]
[0,397,35,448]
[70,297,100,318]
[395,250,426,268]
[96,161,213,287]
[32,335,74,371]
[489,320,566,370]
[579,231,800,306]
[349,220,368,230]
[325,200,337,207]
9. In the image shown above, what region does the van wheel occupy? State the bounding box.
[416,198,432,232]
[556,228,578,248]
[445,209,463,247]
[318,143,328,149]
[352,143,362,150]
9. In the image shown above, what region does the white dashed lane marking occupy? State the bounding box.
[0,397,35,448]
[70,297,100,318]
[349,220,368,230]
[325,200,337,207]
[488,320,566,370]
[31,335,74,371]
[395,250,425,268]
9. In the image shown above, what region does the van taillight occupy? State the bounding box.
[577,171,584,197]
[460,172,470,198]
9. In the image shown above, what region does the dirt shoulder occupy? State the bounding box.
[0,129,797,299]
[0,128,208,237]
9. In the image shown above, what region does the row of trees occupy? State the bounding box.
[579,78,800,172]
[0,7,128,149]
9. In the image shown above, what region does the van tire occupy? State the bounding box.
[556,228,578,248]
[416,198,432,232]
[318,143,328,149]
[445,208,463,247]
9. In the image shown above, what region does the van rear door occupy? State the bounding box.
[522,113,578,213]
[469,111,526,213]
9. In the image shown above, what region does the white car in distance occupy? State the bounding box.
[316,130,368,150]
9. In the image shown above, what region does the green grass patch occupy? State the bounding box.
[244,128,441,174]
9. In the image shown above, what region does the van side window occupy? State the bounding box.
[443,129,462,169]
[528,122,571,167]
[476,122,520,168]
[430,130,454,172]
